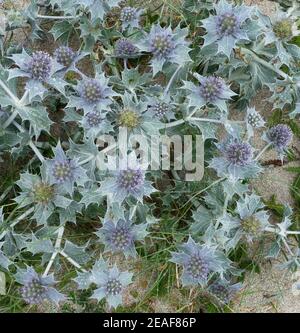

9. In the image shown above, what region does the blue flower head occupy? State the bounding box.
[265,124,292,155]
[114,39,139,59]
[96,219,148,258]
[100,152,156,203]
[183,73,236,112]
[45,142,88,194]
[15,266,65,305]
[210,137,261,180]
[89,258,133,309]
[136,24,191,75]
[201,0,253,57]
[170,236,226,287]
[120,7,143,31]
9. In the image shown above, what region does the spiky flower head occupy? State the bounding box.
[273,19,294,39]
[79,78,104,104]
[46,142,87,194]
[15,266,65,306]
[114,39,138,58]
[224,141,253,166]
[150,101,170,118]
[236,194,270,243]
[240,216,262,237]
[267,124,292,151]
[246,107,265,128]
[90,259,133,309]
[184,74,235,112]
[201,0,252,57]
[199,76,227,103]
[52,159,74,184]
[117,168,144,192]
[26,51,52,81]
[149,28,175,59]
[20,278,46,304]
[100,152,156,203]
[170,236,225,286]
[54,46,76,67]
[96,219,148,258]
[32,182,55,205]
[118,109,140,129]
[215,12,240,38]
[86,110,102,128]
[210,138,261,180]
[71,73,116,113]
[208,280,242,304]
[136,24,191,75]
[120,6,142,30]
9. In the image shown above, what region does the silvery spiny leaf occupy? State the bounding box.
[75,0,122,22]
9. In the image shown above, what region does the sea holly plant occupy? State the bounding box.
[0,0,299,314]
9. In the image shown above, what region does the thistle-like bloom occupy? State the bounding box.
[120,6,143,30]
[89,258,133,309]
[100,152,156,203]
[147,94,175,121]
[220,194,270,244]
[45,142,87,194]
[54,46,76,67]
[9,49,65,100]
[183,74,235,112]
[224,142,253,166]
[208,279,242,304]
[80,110,112,138]
[264,8,299,44]
[170,236,226,286]
[113,92,163,136]
[68,73,116,113]
[14,165,73,225]
[15,266,65,305]
[210,138,261,180]
[266,124,292,153]
[114,39,139,59]
[246,107,265,137]
[136,24,191,75]
[26,51,52,81]
[79,79,105,104]
[201,0,253,57]
[96,219,148,258]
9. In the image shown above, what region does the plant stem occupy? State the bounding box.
[189,117,223,124]
[164,119,185,128]
[43,226,65,277]
[60,250,87,272]
[3,109,19,129]
[240,47,293,83]
[37,15,78,20]
[0,207,34,240]
[254,142,272,161]
[163,65,182,96]
[0,79,21,107]
[12,121,45,162]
